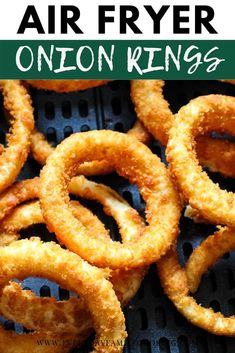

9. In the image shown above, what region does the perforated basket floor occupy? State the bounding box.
[1,80,235,353]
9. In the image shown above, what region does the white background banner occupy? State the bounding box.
[0,0,234,40]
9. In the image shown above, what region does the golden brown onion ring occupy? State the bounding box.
[0,238,127,353]
[0,177,40,221]
[185,227,235,293]
[0,201,102,335]
[25,79,109,93]
[158,245,235,336]
[0,80,34,192]
[0,200,110,246]
[131,80,235,178]
[31,120,150,175]
[40,130,181,269]
[167,95,235,227]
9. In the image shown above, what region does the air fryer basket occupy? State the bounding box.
[1,80,235,353]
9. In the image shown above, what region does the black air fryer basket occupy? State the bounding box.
[1,80,235,353]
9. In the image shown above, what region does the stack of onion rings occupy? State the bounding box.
[0,238,127,352]
[1,79,235,347]
[0,175,146,347]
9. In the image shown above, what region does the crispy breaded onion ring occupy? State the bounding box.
[131,80,235,178]
[158,245,235,336]
[0,178,146,333]
[0,80,34,192]
[0,177,40,221]
[25,80,109,93]
[31,120,150,175]
[167,95,235,227]
[0,238,127,353]
[0,200,110,246]
[185,227,235,293]
[40,130,181,269]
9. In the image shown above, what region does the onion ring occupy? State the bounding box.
[0,200,110,246]
[40,130,181,269]
[185,227,235,293]
[31,120,150,175]
[25,80,109,93]
[166,95,235,227]
[131,80,235,178]
[0,177,39,221]
[0,80,34,192]
[0,177,146,333]
[158,244,235,336]
[0,238,127,352]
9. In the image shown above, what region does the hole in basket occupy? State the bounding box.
[59,287,70,301]
[155,306,166,328]
[222,252,230,260]
[159,337,170,353]
[45,101,55,120]
[23,286,31,291]
[108,81,119,90]
[80,124,90,132]
[0,130,6,145]
[111,97,122,115]
[196,336,209,353]
[137,308,148,330]
[137,281,145,299]
[62,101,72,119]
[114,122,124,132]
[151,272,164,297]
[210,300,220,312]
[140,339,151,353]
[122,191,133,207]
[228,298,235,315]
[213,336,227,353]
[20,223,57,244]
[46,127,57,145]
[4,320,15,331]
[177,336,189,353]
[183,242,193,261]
[206,270,217,292]
[151,143,163,159]
[225,269,235,290]
[23,326,33,333]
[78,100,88,117]
[174,310,186,327]
[64,126,73,139]
[175,93,188,108]
[40,285,51,297]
